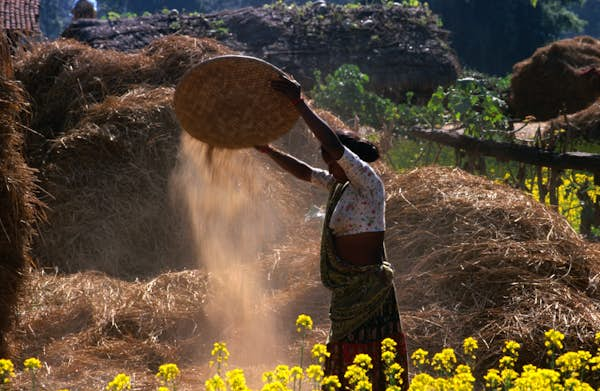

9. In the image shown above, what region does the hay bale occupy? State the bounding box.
[385,166,600,376]
[10,36,234,277]
[0,33,40,356]
[14,36,233,165]
[510,36,600,121]
[33,86,194,277]
[12,269,211,389]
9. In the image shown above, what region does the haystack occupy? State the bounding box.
[0,32,39,357]
[11,36,233,277]
[385,166,600,376]
[15,36,233,165]
[510,36,600,121]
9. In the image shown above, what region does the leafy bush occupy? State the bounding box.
[309,64,599,236]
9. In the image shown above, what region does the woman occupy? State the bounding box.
[257,75,409,391]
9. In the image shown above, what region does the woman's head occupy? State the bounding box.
[331,129,380,163]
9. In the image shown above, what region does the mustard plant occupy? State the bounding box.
[205,374,226,391]
[381,338,404,389]
[210,342,230,376]
[290,366,303,391]
[545,329,565,369]
[23,358,42,391]
[411,348,429,373]
[156,363,180,391]
[105,373,131,391]
[462,337,478,366]
[344,354,372,391]
[226,368,249,391]
[306,364,324,391]
[295,314,313,370]
[431,348,457,377]
[0,359,15,390]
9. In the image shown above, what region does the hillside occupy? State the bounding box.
[62,3,460,101]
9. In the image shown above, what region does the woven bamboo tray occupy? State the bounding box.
[174,55,300,148]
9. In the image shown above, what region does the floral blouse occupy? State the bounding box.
[310,147,385,236]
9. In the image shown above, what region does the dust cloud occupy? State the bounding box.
[170,133,286,366]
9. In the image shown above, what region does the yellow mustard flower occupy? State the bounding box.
[23,357,42,372]
[226,368,248,391]
[205,374,226,391]
[381,338,397,354]
[384,362,404,387]
[544,329,565,356]
[502,340,521,358]
[321,375,341,391]
[500,368,518,388]
[354,379,372,391]
[262,371,275,384]
[563,377,594,391]
[431,348,457,375]
[290,366,303,382]
[381,351,396,366]
[408,373,435,390]
[295,314,313,333]
[0,358,15,384]
[555,350,591,378]
[462,337,478,362]
[510,364,562,390]
[499,356,516,370]
[311,343,330,364]
[156,363,180,385]
[211,342,230,363]
[483,368,502,390]
[344,364,368,388]
[353,354,373,371]
[106,373,131,391]
[260,381,287,391]
[410,348,429,370]
[306,364,324,382]
[274,365,290,385]
[158,387,170,391]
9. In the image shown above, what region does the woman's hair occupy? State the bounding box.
[335,129,380,162]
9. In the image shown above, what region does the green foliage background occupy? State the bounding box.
[311,64,600,236]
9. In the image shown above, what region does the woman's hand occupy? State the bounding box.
[271,74,301,102]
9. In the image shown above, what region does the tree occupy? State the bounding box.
[427,0,585,75]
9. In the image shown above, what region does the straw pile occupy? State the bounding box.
[10,269,212,390]
[10,36,236,277]
[510,36,600,121]
[385,166,600,376]
[0,32,39,357]
[15,36,233,164]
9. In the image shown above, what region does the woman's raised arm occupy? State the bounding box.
[271,75,344,160]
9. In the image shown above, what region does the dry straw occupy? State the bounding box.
[174,55,300,148]
[385,166,600,376]
[0,31,40,357]
[511,35,600,120]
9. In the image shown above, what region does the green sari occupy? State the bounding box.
[320,182,395,342]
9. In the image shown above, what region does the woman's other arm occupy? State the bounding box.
[271,75,344,160]
[255,145,312,182]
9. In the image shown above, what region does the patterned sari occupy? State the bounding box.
[321,182,409,391]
